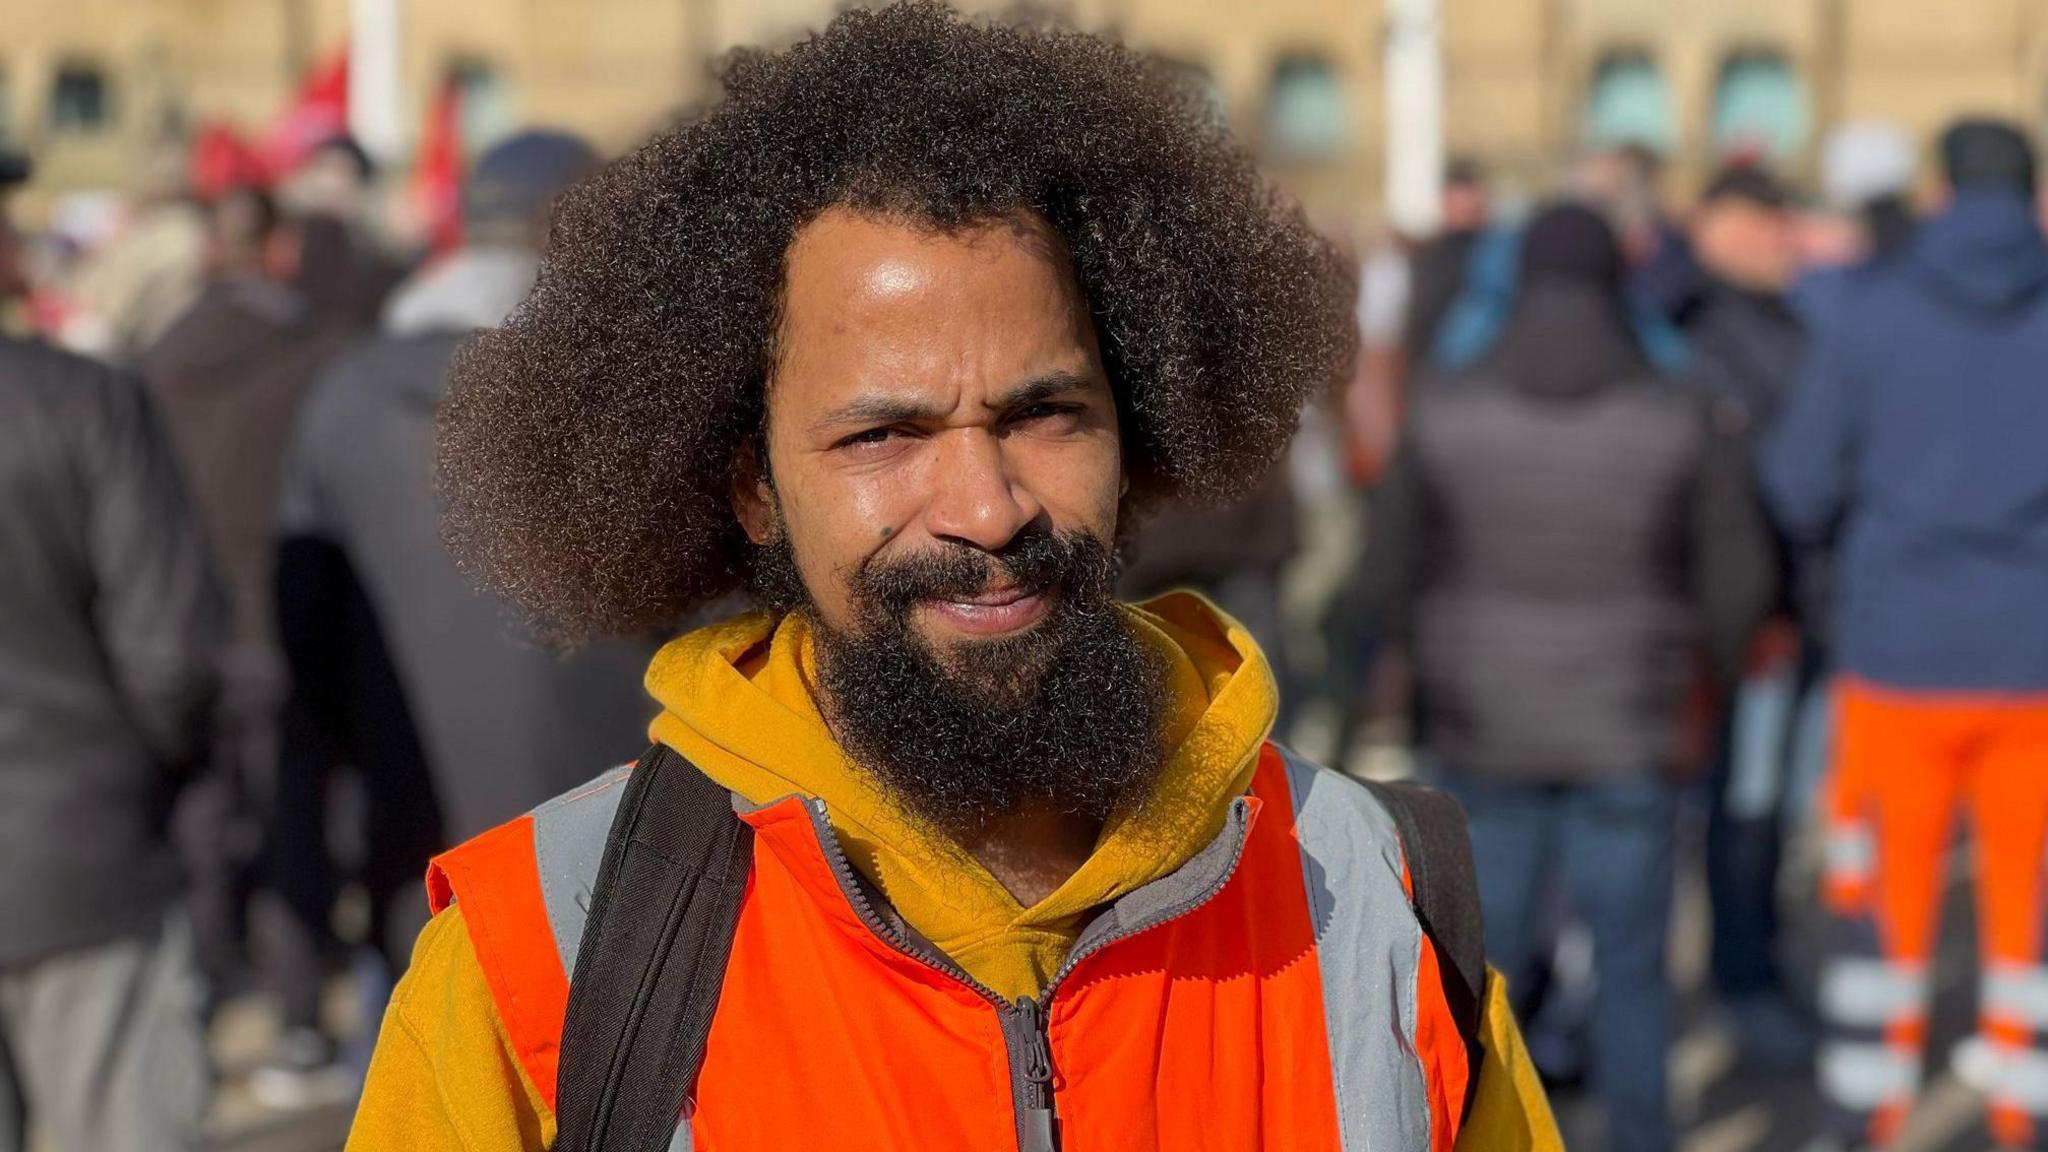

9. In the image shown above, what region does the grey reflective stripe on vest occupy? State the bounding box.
[527,764,701,1151]
[531,764,634,980]
[1277,746,1436,1151]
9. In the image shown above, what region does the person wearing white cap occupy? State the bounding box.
[1817,121,1919,264]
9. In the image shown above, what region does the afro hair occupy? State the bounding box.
[439,0,1356,643]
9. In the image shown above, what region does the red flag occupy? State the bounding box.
[410,77,464,254]
[263,49,350,178]
[190,121,270,198]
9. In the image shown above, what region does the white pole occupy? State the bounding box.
[1383,0,1445,236]
[349,0,405,163]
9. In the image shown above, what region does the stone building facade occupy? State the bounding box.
[3,0,2045,228]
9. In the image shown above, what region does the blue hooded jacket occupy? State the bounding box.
[1761,188,2048,691]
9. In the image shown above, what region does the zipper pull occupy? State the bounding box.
[1017,997,1058,1152]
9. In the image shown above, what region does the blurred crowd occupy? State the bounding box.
[1293,117,2048,1152]
[0,126,655,1150]
[2,80,2048,1152]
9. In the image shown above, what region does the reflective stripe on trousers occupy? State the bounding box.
[1978,961,2048,1148]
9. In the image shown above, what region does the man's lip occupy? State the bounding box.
[915,588,1050,635]
[936,585,1035,607]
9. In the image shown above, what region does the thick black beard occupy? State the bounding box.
[751,525,1168,836]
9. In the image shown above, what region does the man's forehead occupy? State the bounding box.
[772,206,1102,409]
[783,206,1075,301]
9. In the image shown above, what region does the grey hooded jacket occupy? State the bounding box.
[280,248,655,840]
[1365,282,1776,782]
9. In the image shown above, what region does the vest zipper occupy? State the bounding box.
[799,801,1047,1150]
[797,796,1252,1152]
[1013,996,1058,1152]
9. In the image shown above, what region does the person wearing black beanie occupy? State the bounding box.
[1519,201,1628,289]
[1942,117,2037,194]
[1363,196,1777,1152]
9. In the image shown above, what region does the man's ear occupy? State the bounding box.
[731,441,779,546]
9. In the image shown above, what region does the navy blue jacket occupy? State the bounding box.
[1761,189,2048,691]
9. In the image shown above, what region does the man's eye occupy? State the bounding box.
[838,427,900,449]
[1013,402,1080,425]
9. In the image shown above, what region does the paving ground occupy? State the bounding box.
[206,983,364,1152]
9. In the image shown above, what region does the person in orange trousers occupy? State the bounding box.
[1765,118,2048,1150]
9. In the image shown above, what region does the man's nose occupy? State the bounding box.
[923,429,1043,553]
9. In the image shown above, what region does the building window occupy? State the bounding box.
[49,64,112,136]
[1713,50,1809,163]
[1583,51,1673,156]
[451,58,518,159]
[1264,54,1346,159]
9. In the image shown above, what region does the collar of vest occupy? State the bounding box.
[736,789,1264,1002]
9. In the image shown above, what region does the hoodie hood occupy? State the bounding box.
[643,591,1278,1001]
[1479,277,1650,400]
[1910,188,2048,314]
[381,245,540,339]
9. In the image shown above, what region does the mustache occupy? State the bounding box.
[853,527,1114,619]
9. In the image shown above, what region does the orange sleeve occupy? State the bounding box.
[346,906,555,1152]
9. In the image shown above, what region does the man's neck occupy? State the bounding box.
[955,803,1102,908]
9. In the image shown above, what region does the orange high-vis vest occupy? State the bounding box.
[428,744,1474,1151]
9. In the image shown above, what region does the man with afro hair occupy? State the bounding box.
[348,5,1558,1150]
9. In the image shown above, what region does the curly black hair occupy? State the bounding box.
[439,0,1355,643]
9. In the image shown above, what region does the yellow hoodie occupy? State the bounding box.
[348,593,1559,1150]
[645,592,1270,1000]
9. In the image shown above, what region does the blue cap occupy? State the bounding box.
[463,129,599,227]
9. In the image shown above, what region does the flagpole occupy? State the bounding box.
[350,0,405,162]
[1383,0,1444,237]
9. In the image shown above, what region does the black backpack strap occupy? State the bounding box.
[553,744,754,1152]
[1359,778,1487,1113]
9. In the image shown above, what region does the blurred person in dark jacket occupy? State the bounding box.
[1679,163,1822,1068]
[1572,142,1702,322]
[1683,166,1806,430]
[0,149,223,1152]
[143,188,350,646]
[140,184,391,1102]
[285,136,410,332]
[1765,119,2048,1152]
[280,128,653,857]
[256,134,633,1098]
[1401,157,1492,365]
[1364,202,1776,1152]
